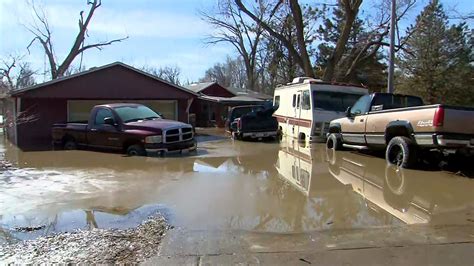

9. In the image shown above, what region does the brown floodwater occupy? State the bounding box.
[1,134,474,243]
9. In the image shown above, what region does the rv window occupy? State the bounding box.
[274,96,280,107]
[313,91,364,112]
[297,95,301,108]
[301,90,311,110]
[292,94,296,107]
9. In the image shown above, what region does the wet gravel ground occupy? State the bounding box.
[0,215,171,264]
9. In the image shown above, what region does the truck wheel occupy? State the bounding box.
[127,144,146,156]
[386,136,418,168]
[326,133,343,150]
[63,139,77,150]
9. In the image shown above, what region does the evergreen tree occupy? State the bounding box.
[316,5,387,90]
[396,0,474,106]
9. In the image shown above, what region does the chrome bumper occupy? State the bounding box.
[415,134,474,149]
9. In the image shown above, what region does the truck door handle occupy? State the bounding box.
[90,128,98,132]
[360,119,364,122]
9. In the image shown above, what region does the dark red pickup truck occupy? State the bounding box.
[52,103,196,156]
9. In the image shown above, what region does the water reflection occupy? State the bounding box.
[326,148,474,225]
[1,204,170,244]
[1,138,473,239]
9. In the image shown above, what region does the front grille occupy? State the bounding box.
[167,129,179,135]
[164,127,194,143]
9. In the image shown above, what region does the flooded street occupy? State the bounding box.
[1,133,474,262]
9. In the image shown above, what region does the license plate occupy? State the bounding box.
[255,133,265,137]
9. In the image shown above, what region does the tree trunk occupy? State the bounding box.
[234,0,312,78]
[288,0,314,77]
[322,0,362,82]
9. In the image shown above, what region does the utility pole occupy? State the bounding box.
[387,0,396,93]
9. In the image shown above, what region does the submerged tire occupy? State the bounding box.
[386,136,418,168]
[63,139,77,150]
[126,144,146,156]
[326,133,343,150]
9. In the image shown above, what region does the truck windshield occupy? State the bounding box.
[313,91,364,112]
[114,105,161,123]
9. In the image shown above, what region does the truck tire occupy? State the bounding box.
[386,136,418,168]
[326,133,343,150]
[127,144,146,156]
[63,139,77,150]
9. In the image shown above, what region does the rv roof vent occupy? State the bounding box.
[291,77,311,84]
[305,78,323,84]
[291,77,323,84]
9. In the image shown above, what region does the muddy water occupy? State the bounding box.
[1,136,474,243]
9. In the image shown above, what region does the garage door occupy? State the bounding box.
[68,100,177,122]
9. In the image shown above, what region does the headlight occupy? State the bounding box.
[145,135,162,144]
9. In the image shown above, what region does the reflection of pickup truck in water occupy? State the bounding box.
[326,149,474,225]
[52,103,196,156]
[226,104,279,140]
[327,93,474,168]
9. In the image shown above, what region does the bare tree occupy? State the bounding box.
[0,55,36,91]
[26,0,128,79]
[234,0,315,78]
[234,0,364,81]
[200,56,247,89]
[141,65,182,85]
[202,0,264,90]
[341,0,417,80]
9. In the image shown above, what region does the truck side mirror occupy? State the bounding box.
[104,117,116,126]
[345,107,351,117]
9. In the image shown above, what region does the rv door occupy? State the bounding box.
[295,91,302,137]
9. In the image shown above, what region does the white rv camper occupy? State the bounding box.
[273,77,368,142]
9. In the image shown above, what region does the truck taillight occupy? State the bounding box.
[433,106,444,127]
[237,119,241,129]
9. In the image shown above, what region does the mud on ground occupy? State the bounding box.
[0,215,171,264]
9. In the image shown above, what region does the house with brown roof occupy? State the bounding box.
[3,62,197,150]
[186,82,267,127]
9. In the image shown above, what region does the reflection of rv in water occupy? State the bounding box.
[273,77,368,143]
[275,141,339,196]
[326,149,474,225]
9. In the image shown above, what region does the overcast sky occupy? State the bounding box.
[0,0,472,84]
